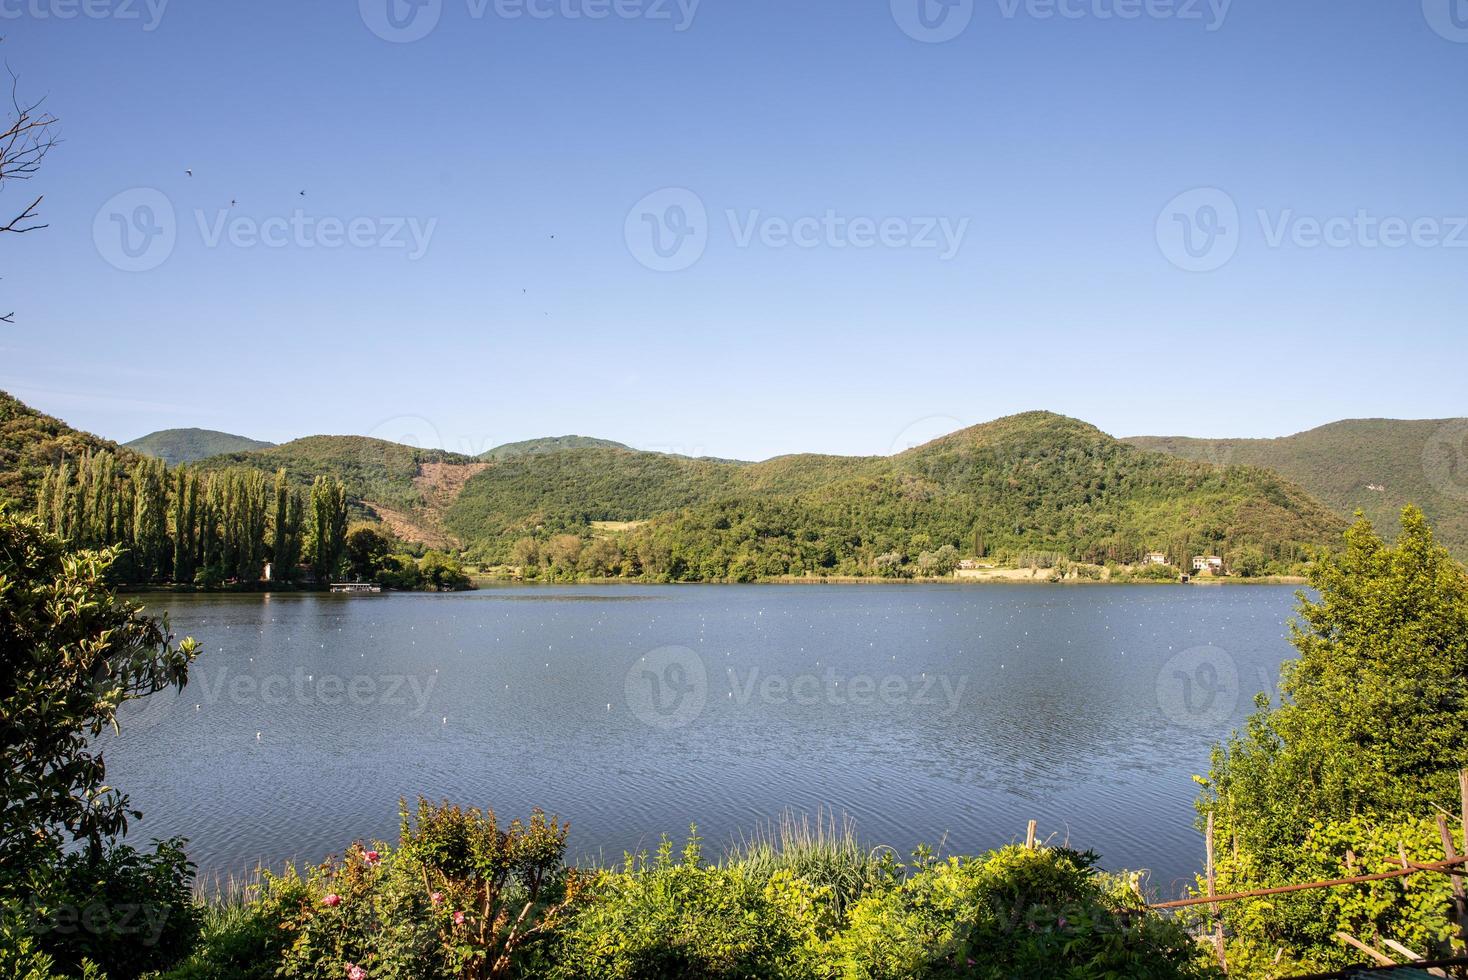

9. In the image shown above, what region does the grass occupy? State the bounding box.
[723,809,901,916]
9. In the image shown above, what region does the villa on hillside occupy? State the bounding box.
[1192,555,1225,573]
[1142,552,1169,566]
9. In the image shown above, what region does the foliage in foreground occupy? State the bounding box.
[1198,506,1468,972]
[0,504,198,876]
[149,806,1218,980]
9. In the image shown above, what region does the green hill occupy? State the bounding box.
[448,411,1348,579]
[0,390,142,510]
[196,436,479,514]
[1127,419,1468,559]
[125,428,275,466]
[480,435,629,461]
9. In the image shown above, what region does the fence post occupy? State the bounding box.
[1207,811,1228,973]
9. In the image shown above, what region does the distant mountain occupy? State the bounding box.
[125,428,274,466]
[1127,419,1468,559]
[480,435,629,461]
[446,411,1348,578]
[0,391,1376,573]
[0,390,140,510]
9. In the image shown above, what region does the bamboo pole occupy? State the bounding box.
[1379,937,1449,977]
[1150,855,1468,910]
[1207,812,1227,972]
[1439,813,1467,956]
[1334,932,1396,967]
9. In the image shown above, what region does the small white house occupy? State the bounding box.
[1142,552,1169,566]
[1192,555,1224,572]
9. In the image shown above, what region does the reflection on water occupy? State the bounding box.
[107,584,1297,899]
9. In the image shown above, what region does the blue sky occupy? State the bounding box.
[1,0,1465,460]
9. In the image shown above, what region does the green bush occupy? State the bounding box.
[242,799,573,980]
[0,913,105,980]
[20,839,199,980]
[541,830,836,979]
[1207,814,1458,976]
[824,845,1217,980]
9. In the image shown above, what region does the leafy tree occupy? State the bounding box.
[345,524,393,581]
[131,457,169,582]
[1225,544,1267,578]
[0,504,198,877]
[418,551,470,591]
[308,476,349,584]
[1198,507,1468,969]
[1202,507,1468,855]
[270,468,303,581]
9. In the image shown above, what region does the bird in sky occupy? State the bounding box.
[185,168,192,177]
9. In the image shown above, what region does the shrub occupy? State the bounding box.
[541,830,836,979]
[1208,814,1458,975]
[824,845,1218,980]
[20,838,199,980]
[251,799,574,980]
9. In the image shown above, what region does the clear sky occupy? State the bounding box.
[1,0,1465,461]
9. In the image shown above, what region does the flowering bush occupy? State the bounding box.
[247,799,574,980]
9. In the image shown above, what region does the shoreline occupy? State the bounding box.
[468,573,1309,588]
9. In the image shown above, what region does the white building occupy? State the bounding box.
[1192,555,1224,572]
[1142,552,1169,566]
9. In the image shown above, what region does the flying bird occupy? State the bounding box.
[185,169,192,177]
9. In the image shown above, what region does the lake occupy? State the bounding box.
[106,583,1300,899]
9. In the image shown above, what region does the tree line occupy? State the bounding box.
[34,451,350,586]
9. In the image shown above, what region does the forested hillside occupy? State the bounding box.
[1128,419,1468,559]
[480,435,629,460]
[0,390,142,509]
[449,412,1347,579]
[0,393,1356,581]
[125,428,274,465]
[195,436,478,514]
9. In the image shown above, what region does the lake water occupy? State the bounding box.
[106,584,1300,899]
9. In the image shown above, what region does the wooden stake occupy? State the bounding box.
[1207,812,1227,972]
[1335,932,1397,967]
[1441,814,1468,957]
[1459,769,1468,857]
[1379,936,1449,977]
[1025,820,1036,850]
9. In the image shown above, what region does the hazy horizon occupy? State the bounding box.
[12,386,1464,465]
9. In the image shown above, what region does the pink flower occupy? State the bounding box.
[364,850,381,865]
[346,964,366,980]
[1057,916,1068,930]
[323,894,342,908]
[453,910,465,926]
[430,891,444,905]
